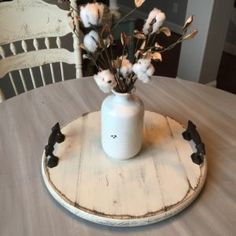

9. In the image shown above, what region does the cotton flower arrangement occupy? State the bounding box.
[68,0,197,93]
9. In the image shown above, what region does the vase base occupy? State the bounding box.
[102,144,141,161]
[103,152,138,160]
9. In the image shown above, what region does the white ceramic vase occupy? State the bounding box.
[101,89,144,160]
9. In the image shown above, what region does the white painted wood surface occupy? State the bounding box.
[0,76,236,235]
[0,0,83,98]
[0,49,75,78]
[41,111,207,227]
[70,0,83,79]
[0,0,71,44]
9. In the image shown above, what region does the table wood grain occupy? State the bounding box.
[0,76,236,235]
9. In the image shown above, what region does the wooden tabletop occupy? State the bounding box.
[0,76,236,235]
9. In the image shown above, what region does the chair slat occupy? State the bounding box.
[29,68,36,89]
[60,62,65,81]
[21,40,33,91]
[56,37,64,81]
[0,45,5,59]
[9,72,18,95]
[56,37,61,48]
[34,38,45,86]
[45,38,55,83]
[0,48,75,78]
[71,0,83,79]
[45,38,50,49]
[21,40,28,52]
[0,88,5,102]
[19,69,27,92]
[49,64,55,83]
[9,43,20,94]
[39,66,46,86]
[10,42,17,55]
[33,38,39,51]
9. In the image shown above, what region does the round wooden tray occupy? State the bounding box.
[41,111,207,227]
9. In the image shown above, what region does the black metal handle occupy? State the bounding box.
[182,121,205,165]
[45,122,65,168]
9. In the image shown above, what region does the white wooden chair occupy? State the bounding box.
[0,88,4,103]
[0,0,82,101]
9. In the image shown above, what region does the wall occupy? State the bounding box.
[178,0,234,83]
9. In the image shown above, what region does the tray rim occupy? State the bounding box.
[41,111,207,227]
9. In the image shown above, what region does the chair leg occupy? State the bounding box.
[0,89,5,103]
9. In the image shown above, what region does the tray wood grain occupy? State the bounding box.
[41,111,207,227]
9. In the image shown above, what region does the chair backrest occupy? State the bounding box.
[0,0,82,100]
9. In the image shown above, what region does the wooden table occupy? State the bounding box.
[0,76,235,235]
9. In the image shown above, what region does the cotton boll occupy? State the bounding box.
[132,62,142,75]
[146,63,155,76]
[80,3,104,28]
[84,30,99,52]
[80,6,90,28]
[152,12,166,33]
[143,8,166,35]
[94,70,116,93]
[137,73,150,83]
[120,58,132,78]
[132,59,151,73]
[133,58,155,83]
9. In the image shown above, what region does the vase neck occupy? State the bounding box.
[112,89,133,101]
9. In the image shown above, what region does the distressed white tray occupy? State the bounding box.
[41,111,207,227]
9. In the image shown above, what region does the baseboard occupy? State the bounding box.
[119,4,183,34]
[224,42,236,56]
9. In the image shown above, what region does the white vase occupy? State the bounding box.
[101,89,144,160]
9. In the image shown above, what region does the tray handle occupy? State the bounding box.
[45,122,65,168]
[182,121,205,165]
